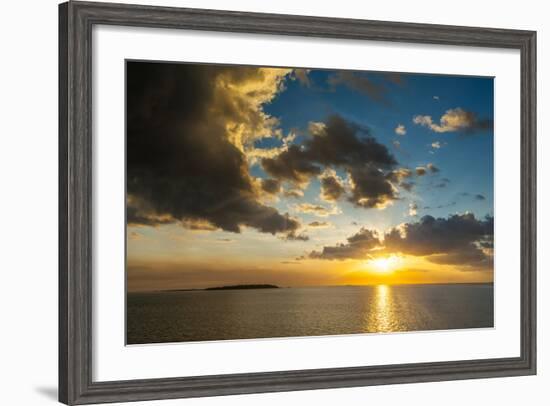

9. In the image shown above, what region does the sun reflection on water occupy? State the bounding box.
[366,285,398,332]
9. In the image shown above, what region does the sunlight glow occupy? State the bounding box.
[368,255,402,273]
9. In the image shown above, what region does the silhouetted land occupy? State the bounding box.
[205,284,279,291]
[161,284,280,293]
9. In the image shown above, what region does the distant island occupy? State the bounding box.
[205,284,279,291]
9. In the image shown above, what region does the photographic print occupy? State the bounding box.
[126,61,494,345]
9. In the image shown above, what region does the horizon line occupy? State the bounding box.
[128,280,494,294]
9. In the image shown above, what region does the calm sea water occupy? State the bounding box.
[126,284,493,344]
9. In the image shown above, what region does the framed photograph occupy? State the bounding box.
[59,1,536,404]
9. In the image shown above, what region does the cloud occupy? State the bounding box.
[395,124,406,136]
[415,163,438,176]
[126,197,177,227]
[282,231,310,241]
[431,141,441,149]
[348,165,399,209]
[262,114,400,209]
[415,167,427,176]
[319,169,346,202]
[386,168,414,192]
[260,178,282,195]
[384,213,493,267]
[388,168,413,182]
[308,121,326,134]
[401,181,415,192]
[306,115,397,168]
[179,219,218,231]
[308,221,332,228]
[392,140,401,149]
[309,228,381,260]
[293,203,341,217]
[433,95,440,100]
[408,202,418,217]
[460,192,487,202]
[215,238,235,243]
[309,213,493,269]
[327,71,389,104]
[126,62,302,236]
[427,163,440,173]
[435,201,457,209]
[246,132,296,165]
[413,108,493,133]
[261,144,322,185]
[283,188,304,199]
[292,69,311,87]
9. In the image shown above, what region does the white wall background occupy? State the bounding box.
[0,0,546,405]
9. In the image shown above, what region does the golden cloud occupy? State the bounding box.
[293,203,341,217]
[413,107,492,133]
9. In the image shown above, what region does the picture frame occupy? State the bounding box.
[59,1,536,404]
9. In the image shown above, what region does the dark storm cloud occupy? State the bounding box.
[309,213,493,268]
[348,165,399,208]
[263,115,396,180]
[126,62,300,235]
[319,171,345,202]
[475,194,486,201]
[309,228,381,260]
[126,204,175,227]
[305,116,397,168]
[384,213,493,267]
[260,178,282,195]
[262,115,400,208]
[261,144,322,184]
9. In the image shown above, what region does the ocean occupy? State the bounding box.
[126,283,493,344]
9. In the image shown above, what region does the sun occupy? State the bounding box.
[368,255,402,273]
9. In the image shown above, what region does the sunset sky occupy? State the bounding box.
[126,61,494,292]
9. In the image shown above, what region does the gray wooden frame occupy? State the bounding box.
[59,1,537,404]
